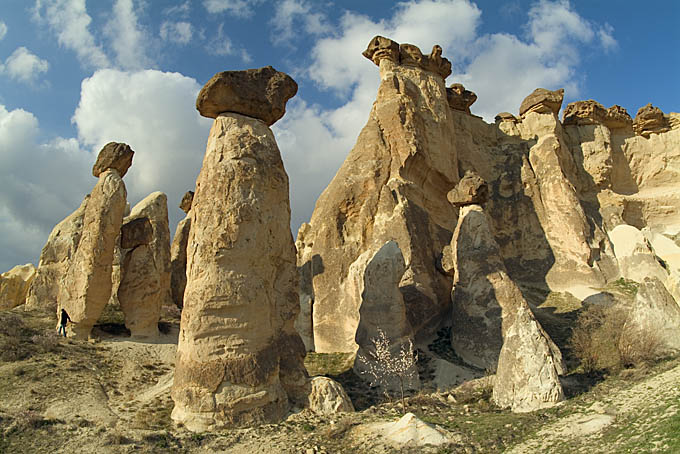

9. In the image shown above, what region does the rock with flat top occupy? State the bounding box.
[563,100,632,130]
[519,88,564,117]
[196,66,297,126]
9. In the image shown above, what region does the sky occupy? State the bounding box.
[0,0,678,273]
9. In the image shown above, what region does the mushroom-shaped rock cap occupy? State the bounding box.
[362,35,400,65]
[519,88,564,117]
[562,100,632,129]
[495,112,517,123]
[93,142,134,178]
[362,35,452,79]
[633,103,670,136]
[447,83,477,113]
[121,217,153,249]
[447,171,489,206]
[179,191,194,214]
[195,66,298,126]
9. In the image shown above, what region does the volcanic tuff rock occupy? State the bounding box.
[446,171,488,206]
[519,88,564,117]
[92,142,134,178]
[633,103,670,136]
[297,37,459,353]
[446,83,477,114]
[59,168,127,338]
[308,377,355,415]
[0,264,36,310]
[25,195,89,310]
[362,35,452,79]
[625,277,680,353]
[118,242,161,338]
[195,66,297,125]
[172,81,306,430]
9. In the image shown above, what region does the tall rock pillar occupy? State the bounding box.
[172,67,307,431]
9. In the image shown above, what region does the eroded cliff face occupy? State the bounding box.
[297,36,459,354]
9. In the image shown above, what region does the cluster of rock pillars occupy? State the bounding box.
[2,35,680,432]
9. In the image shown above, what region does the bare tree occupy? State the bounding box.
[358,328,418,413]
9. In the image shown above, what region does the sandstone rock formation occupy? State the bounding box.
[633,103,670,136]
[195,66,298,125]
[519,88,564,117]
[308,377,355,415]
[118,217,161,338]
[562,100,632,130]
[0,264,36,310]
[446,83,477,114]
[172,71,306,430]
[25,196,89,310]
[297,36,458,353]
[126,192,172,310]
[59,164,128,338]
[92,142,134,178]
[625,277,680,353]
[170,191,194,309]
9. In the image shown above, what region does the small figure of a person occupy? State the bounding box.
[58,308,71,337]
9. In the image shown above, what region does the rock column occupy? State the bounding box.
[170,191,194,309]
[171,67,306,431]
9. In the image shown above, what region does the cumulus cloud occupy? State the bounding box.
[270,0,328,45]
[32,0,110,69]
[160,21,193,44]
[0,21,7,40]
[73,69,212,234]
[203,0,264,17]
[105,0,154,70]
[2,47,49,84]
[0,104,93,271]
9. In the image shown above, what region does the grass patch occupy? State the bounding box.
[304,352,355,376]
[538,291,583,314]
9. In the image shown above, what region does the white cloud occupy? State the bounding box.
[0,104,93,272]
[203,0,264,17]
[206,23,246,58]
[2,47,49,84]
[32,0,110,69]
[73,69,212,234]
[163,1,191,17]
[160,21,193,44]
[270,0,328,45]
[0,21,7,40]
[105,0,154,70]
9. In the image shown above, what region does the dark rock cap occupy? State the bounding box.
[447,83,477,114]
[447,171,489,206]
[92,142,134,178]
[362,35,452,79]
[519,88,564,117]
[179,191,194,214]
[633,103,670,136]
[196,66,298,126]
[495,112,517,123]
[121,217,153,249]
[562,100,632,129]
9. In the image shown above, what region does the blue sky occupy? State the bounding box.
[0,0,678,272]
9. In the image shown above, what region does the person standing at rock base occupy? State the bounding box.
[57,308,71,337]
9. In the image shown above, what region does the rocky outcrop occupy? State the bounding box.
[118,217,161,338]
[92,142,134,178]
[126,192,172,310]
[195,66,298,125]
[170,191,194,309]
[0,264,36,310]
[362,35,452,78]
[297,36,458,353]
[625,277,680,353]
[295,223,316,351]
[562,100,632,130]
[633,103,670,136]
[308,377,354,415]
[172,70,306,430]
[519,88,564,117]
[59,166,128,338]
[446,171,488,206]
[609,224,667,284]
[25,196,89,310]
[446,83,477,114]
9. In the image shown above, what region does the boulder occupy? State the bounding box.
[179,190,194,214]
[195,66,297,126]
[446,171,488,206]
[308,377,354,415]
[170,216,191,309]
[120,217,153,249]
[118,243,161,338]
[25,195,89,310]
[171,111,307,431]
[92,142,134,178]
[519,88,564,117]
[299,36,458,353]
[126,192,172,309]
[0,264,37,310]
[59,169,128,338]
[633,103,670,136]
[446,83,477,114]
[625,277,680,353]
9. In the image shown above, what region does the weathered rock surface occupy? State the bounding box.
[446,83,477,114]
[562,100,632,130]
[25,195,89,310]
[195,66,297,125]
[519,88,564,117]
[609,224,667,284]
[446,171,488,206]
[0,264,37,310]
[92,142,134,178]
[298,37,458,353]
[118,242,161,338]
[295,223,316,351]
[633,103,670,136]
[179,190,194,214]
[120,217,153,249]
[59,169,127,338]
[126,192,172,310]
[170,216,191,309]
[625,277,680,353]
[172,110,306,431]
[308,376,354,415]
[363,35,452,79]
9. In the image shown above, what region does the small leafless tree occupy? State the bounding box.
[358,328,418,414]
